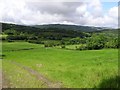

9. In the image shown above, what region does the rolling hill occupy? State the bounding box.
[32,24,109,32]
[1,22,115,33]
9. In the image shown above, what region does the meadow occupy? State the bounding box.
[2,41,118,88]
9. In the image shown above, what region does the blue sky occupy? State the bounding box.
[102,2,118,13]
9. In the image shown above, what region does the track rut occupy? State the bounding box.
[8,61,62,88]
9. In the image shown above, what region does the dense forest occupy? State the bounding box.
[1,23,119,50]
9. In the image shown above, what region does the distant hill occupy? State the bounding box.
[1,22,118,40]
[1,23,91,39]
[2,23,40,32]
[32,24,112,32]
[1,22,117,33]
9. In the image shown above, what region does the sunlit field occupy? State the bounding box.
[2,42,118,88]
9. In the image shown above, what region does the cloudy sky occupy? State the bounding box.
[0,0,119,28]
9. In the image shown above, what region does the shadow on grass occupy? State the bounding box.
[97,76,119,90]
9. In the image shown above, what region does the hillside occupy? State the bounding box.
[2,23,116,33]
[32,24,108,32]
[1,23,91,39]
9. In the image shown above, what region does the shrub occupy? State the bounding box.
[86,34,106,50]
[105,38,118,49]
[0,37,6,40]
[28,36,38,40]
[7,40,14,42]
[76,44,87,50]
[6,35,27,40]
[61,45,65,48]
[28,40,42,44]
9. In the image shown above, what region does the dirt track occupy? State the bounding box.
[4,61,62,88]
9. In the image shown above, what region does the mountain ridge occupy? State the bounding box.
[31,24,112,32]
[1,22,116,32]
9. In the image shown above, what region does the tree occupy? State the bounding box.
[86,34,106,50]
[4,29,19,35]
[69,37,81,44]
[6,35,27,40]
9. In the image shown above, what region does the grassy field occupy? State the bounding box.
[2,42,118,88]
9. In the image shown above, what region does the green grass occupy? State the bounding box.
[2,42,118,88]
[2,41,43,51]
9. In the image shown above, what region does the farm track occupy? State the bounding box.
[2,73,11,88]
[6,60,62,88]
[2,67,11,88]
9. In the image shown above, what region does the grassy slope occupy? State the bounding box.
[2,42,118,88]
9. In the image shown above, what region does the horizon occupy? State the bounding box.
[0,0,119,28]
[1,22,116,29]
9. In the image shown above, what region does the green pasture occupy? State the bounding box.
[2,42,118,88]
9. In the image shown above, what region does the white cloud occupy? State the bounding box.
[87,0,103,17]
[76,4,87,15]
[0,0,118,28]
[108,6,118,18]
[60,21,76,25]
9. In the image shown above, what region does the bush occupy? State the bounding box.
[76,44,87,50]
[0,37,6,40]
[7,35,27,40]
[105,38,118,49]
[44,44,49,47]
[28,36,38,40]
[28,40,43,44]
[43,40,61,47]
[4,29,18,35]
[61,45,66,48]
[7,40,14,42]
[44,43,53,47]
[86,34,106,50]
[69,37,81,44]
